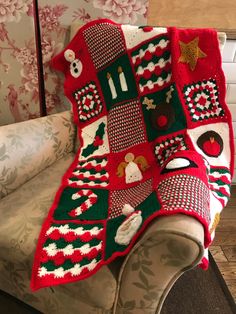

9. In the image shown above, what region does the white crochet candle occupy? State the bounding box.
[107,72,117,99]
[118,66,128,91]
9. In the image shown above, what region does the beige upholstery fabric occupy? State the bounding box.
[0,21,224,313]
[0,153,116,313]
[0,110,75,199]
[0,112,205,314]
[114,215,204,313]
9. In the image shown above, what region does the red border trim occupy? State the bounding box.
[31,206,211,291]
[31,19,234,292]
[198,257,209,270]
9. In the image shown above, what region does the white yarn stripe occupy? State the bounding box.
[43,242,102,257]
[136,57,171,75]
[46,225,102,236]
[76,159,108,169]
[68,179,108,187]
[72,170,109,179]
[132,39,169,64]
[71,190,94,200]
[209,182,230,194]
[209,171,231,180]
[139,73,172,92]
[73,199,92,216]
[38,259,99,278]
[70,190,98,216]
[211,191,228,204]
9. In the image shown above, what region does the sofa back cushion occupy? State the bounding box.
[0,110,75,199]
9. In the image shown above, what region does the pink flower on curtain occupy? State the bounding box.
[20,63,39,97]
[0,0,29,23]
[41,36,63,64]
[45,91,62,112]
[38,4,69,114]
[93,0,148,24]
[39,5,68,32]
[13,40,39,97]
[72,8,92,22]
[15,47,35,65]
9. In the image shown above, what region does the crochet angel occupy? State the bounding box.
[116,152,149,184]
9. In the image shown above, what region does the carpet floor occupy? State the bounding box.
[161,253,236,314]
[0,253,235,314]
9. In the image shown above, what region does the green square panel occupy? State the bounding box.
[141,84,187,141]
[105,191,161,260]
[53,187,109,220]
[98,53,138,109]
[136,191,161,219]
[105,215,127,260]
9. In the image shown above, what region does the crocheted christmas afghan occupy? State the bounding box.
[31,19,234,291]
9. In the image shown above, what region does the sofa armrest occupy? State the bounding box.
[114,214,204,314]
[0,110,76,199]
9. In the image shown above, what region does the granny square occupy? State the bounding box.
[183,79,225,122]
[154,132,188,166]
[37,222,104,283]
[121,24,168,49]
[73,81,104,123]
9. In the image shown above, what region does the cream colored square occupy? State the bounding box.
[79,116,110,160]
[121,24,167,50]
[187,122,231,168]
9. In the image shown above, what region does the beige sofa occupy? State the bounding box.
[0,110,205,314]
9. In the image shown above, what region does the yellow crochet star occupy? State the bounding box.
[178,37,207,71]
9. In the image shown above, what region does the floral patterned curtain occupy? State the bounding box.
[0,1,39,126]
[0,1,148,126]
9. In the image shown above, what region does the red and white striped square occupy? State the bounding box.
[83,22,125,70]
[157,174,210,223]
[109,179,153,219]
[108,100,146,153]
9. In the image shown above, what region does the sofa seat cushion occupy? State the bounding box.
[0,153,116,310]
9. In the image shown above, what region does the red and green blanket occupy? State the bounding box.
[31,19,234,291]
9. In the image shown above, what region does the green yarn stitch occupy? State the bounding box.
[43,237,101,249]
[82,122,105,157]
[41,253,102,271]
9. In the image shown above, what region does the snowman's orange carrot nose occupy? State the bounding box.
[210,137,215,143]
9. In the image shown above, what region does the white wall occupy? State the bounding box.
[222,40,236,182]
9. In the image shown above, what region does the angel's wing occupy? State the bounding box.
[134,156,149,172]
[116,162,127,177]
